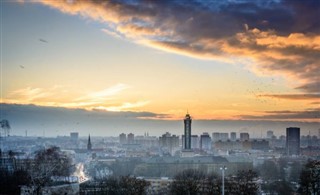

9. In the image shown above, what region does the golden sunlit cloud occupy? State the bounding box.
[33,0,320,95]
[94,101,150,112]
[2,83,141,111]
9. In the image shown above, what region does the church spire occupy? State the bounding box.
[87,134,92,151]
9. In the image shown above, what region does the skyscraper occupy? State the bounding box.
[286,127,300,156]
[184,113,192,150]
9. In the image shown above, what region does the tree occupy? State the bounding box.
[227,170,259,195]
[261,180,293,195]
[118,176,150,195]
[27,146,75,194]
[205,173,221,195]
[81,175,150,195]
[256,160,279,181]
[0,119,10,137]
[298,160,320,195]
[170,169,206,195]
[0,169,30,194]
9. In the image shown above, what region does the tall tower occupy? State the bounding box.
[87,134,92,151]
[286,127,300,156]
[184,113,192,150]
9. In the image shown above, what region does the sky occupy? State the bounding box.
[0,0,319,137]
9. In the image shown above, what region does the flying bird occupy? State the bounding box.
[39,38,48,43]
[19,65,25,69]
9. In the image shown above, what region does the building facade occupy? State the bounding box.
[200,133,212,151]
[240,133,250,141]
[230,132,236,141]
[286,127,300,156]
[119,133,127,145]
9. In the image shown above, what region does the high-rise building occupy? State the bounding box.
[212,132,221,142]
[127,133,135,144]
[159,132,179,155]
[286,127,300,156]
[220,133,229,141]
[240,133,250,141]
[87,134,92,150]
[119,133,127,144]
[230,132,236,141]
[191,135,199,149]
[159,132,179,147]
[200,132,212,151]
[267,130,274,139]
[70,132,79,140]
[184,113,192,150]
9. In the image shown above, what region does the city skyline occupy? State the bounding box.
[1,1,319,136]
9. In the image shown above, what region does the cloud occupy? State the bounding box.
[2,103,319,137]
[33,0,320,94]
[93,101,150,112]
[2,83,147,111]
[76,83,129,101]
[260,94,320,100]
[238,108,320,122]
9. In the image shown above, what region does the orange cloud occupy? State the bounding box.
[29,0,319,96]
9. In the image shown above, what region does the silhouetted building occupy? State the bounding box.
[286,127,300,156]
[230,132,236,141]
[87,134,92,150]
[127,133,135,144]
[184,113,192,150]
[119,133,127,144]
[240,133,250,141]
[200,133,212,151]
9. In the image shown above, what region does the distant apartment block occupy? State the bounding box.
[212,132,228,142]
[119,133,127,144]
[127,133,135,144]
[200,133,212,151]
[70,132,79,140]
[240,133,250,141]
[230,132,236,141]
[267,130,274,139]
[191,135,199,149]
[159,132,179,155]
[286,127,300,156]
